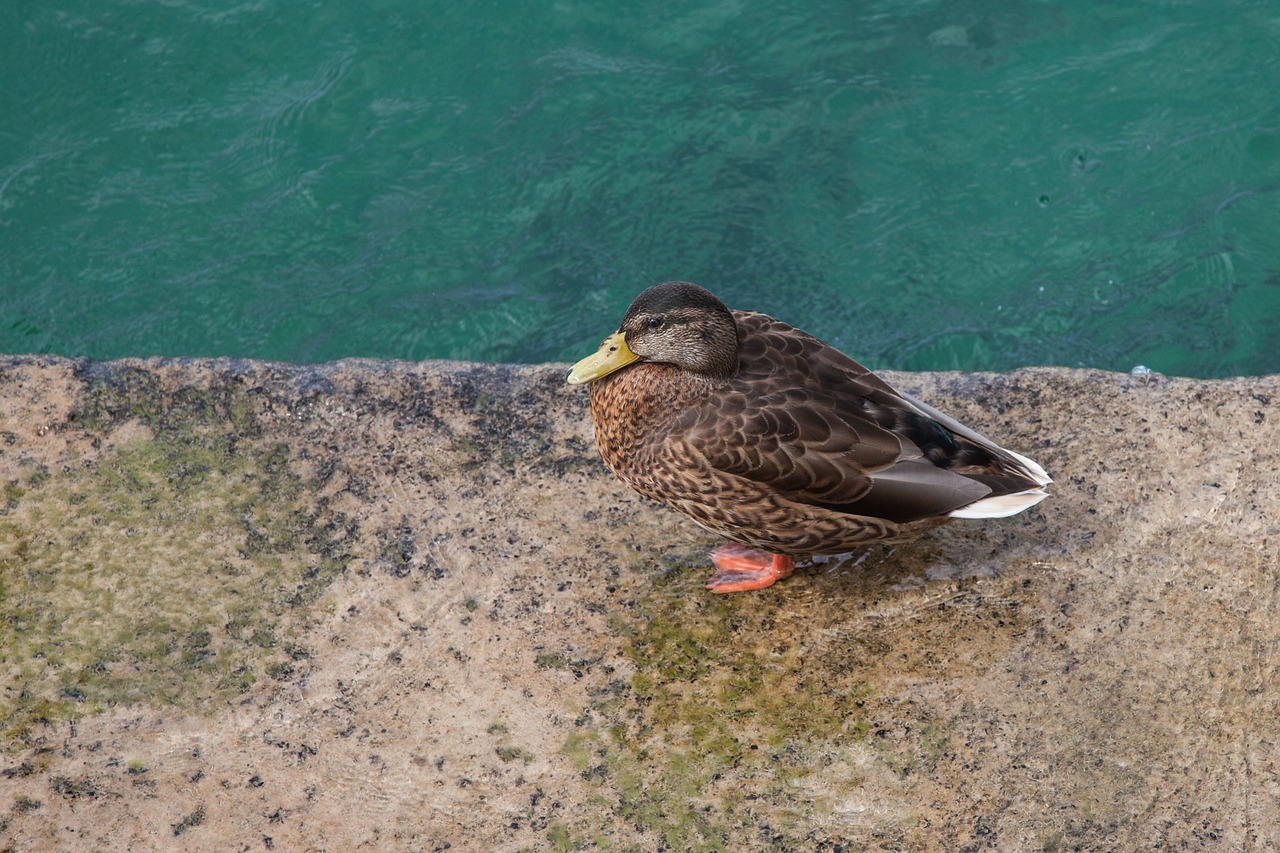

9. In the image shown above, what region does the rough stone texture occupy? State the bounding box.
[0,355,1276,851]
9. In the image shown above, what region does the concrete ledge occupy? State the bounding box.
[0,355,1276,849]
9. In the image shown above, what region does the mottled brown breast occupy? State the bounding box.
[587,361,715,502]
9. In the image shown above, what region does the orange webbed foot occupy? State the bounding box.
[706,544,796,593]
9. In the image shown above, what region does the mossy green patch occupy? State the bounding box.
[535,651,570,670]
[561,559,880,850]
[0,418,348,747]
[73,365,260,438]
[496,745,534,764]
[546,822,574,851]
[557,552,1041,848]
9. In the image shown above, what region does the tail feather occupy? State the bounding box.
[898,390,1053,519]
[948,485,1050,519]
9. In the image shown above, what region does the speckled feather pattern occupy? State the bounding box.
[588,310,1044,558]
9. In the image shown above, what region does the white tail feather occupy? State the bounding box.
[949,447,1052,519]
[1000,447,1053,487]
[948,486,1050,519]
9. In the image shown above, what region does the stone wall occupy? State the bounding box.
[0,355,1276,850]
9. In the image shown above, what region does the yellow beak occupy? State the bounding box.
[566,332,641,385]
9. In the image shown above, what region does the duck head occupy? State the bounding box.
[567,281,740,384]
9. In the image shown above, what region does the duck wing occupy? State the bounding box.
[679,312,1046,524]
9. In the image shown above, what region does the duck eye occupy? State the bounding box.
[646,317,664,330]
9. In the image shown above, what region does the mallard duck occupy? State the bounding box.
[567,281,1051,593]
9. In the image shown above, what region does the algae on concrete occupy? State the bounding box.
[0,365,349,745]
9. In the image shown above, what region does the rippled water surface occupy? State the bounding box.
[4,1,1278,376]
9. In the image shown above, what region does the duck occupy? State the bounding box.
[567,281,1051,593]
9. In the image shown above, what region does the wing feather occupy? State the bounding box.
[676,311,1041,523]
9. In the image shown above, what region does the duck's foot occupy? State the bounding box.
[706,544,796,593]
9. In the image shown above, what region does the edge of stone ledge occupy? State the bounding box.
[1,353,1272,399]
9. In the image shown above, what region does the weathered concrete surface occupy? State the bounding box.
[0,355,1276,851]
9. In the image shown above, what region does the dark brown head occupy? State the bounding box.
[617,281,740,377]
[568,281,740,384]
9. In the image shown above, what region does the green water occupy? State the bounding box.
[3,1,1278,377]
